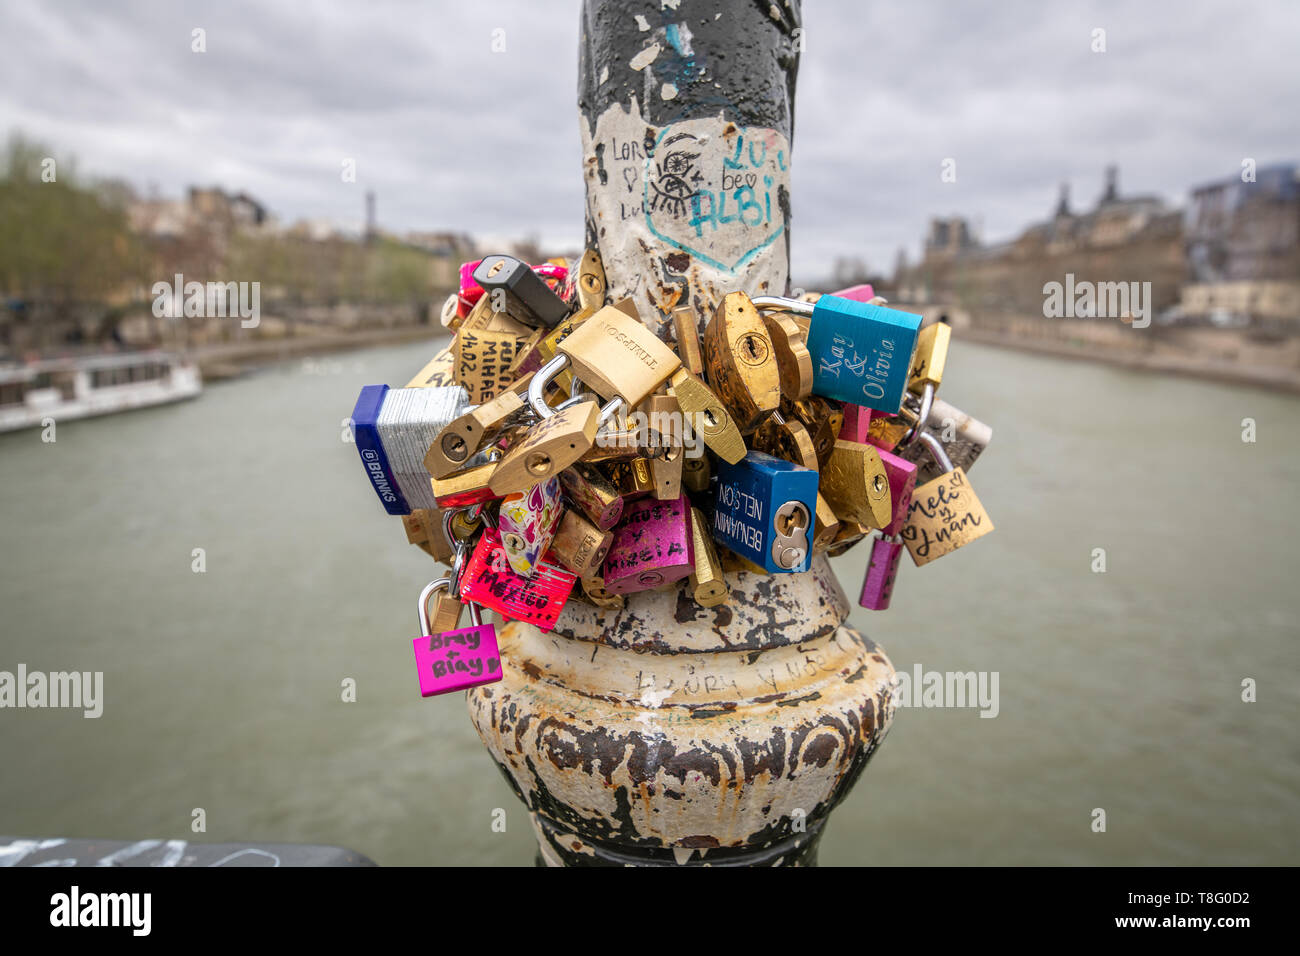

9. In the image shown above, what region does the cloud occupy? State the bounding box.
[1,0,1296,283]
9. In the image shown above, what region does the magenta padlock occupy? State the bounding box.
[859,535,905,610]
[831,283,875,302]
[840,404,871,443]
[879,448,917,537]
[412,578,502,697]
[602,494,695,595]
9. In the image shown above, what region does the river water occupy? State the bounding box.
[1,337,1296,866]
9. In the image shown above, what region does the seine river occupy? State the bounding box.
[1,336,1296,865]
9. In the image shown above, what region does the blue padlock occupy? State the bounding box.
[752,295,922,413]
[712,451,819,574]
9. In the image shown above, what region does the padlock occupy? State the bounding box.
[682,453,711,494]
[507,326,549,378]
[404,345,457,389]
[702,291,781,434]
[878,448,918,537]
[671,305,705,376]
[900,430,994,567]
[489,399,599,496]
[351,384,472,514]
[760,309,813,401]
[550,509,614,578]
[412,578,502,697]
[401,506,466,565]
[859,535,905,610]
[831,283,875,302]
[839,403,871,444]
[641,393,685,500]
[907,321,951,395]
[548,305,681,407]
[456,259,484,318]
[454,324,531,404]
[424,375,534,479]
[569,249,607,321]
[557,462,624,530]
[783,396,843,468]
[459,527,577,632]
[865,409,911,452]
[812,493,840,554]
[821,439,892,531]
[688,505,729,608]
[826,519,871,557]
[896,392,992,484]
[580,574,625,610]
[750,294,922,413]
[668,368,747,464]
[498,476,564,575]
[602,494,696,595]
[431,461,500,508]
[712,451,818,574]
[473,254,569,329]
[753,411,819,470]
[608,456,656,500]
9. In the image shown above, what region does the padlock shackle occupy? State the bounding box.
[898,381,936,450]
[917,428,954,474]
[418,577,452,635]
[528,354,571,419]
[751,295,814,317]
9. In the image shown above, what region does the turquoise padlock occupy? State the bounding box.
[752,295,922,413]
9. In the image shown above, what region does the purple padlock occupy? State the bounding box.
[859,535,904,610]
[878,449,917,537]
[412,578,502,697]
[602,494,695,594]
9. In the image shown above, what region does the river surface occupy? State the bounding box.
[1,337,1296,865]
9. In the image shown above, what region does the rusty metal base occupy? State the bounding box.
[468,555,896,867]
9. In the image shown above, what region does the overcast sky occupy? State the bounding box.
[1,0,1296,282]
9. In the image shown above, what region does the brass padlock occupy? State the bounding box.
[702,291,781,434]
[812,493,841,554]
[424,375,534,479]
[682,453,710,494]
[608,456,656,500]
[900,430,994,566]
[570,249,607,322]
[550,509,614,578]
[405,346,457,389]
[454,325,528,404]
[668,368,746,464]
[753,411,819,470]
[672,305,705,377]
[784,396,844,468]
[580,574,625,610]
[761,309,813,401]
[489,400,600,495]
[826,519,871,557]
[688,506,728,607]
[430,461,499,508]
[821,439,892,530]
[554,305,681,407]
[907,321,951,395]
[557,462,625,531]
[641,393,685,500]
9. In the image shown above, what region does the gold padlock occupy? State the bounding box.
[551,510,614,578]
[455,325,528,404]
[489,399,600,495]
[761,310,813,401]
[785,396,844,468]
[826,519,871,557]
[672,305,705,377]
[642,393,684,500]
[405,346,457,389]
[682,453,711,494]
[556,305,681,406]
[571,249,607,321]
[668,368,746,465]
[812,493,841,554]
[688,506,729,608]
[907,321,951,395]
[821,439,892,530]
[608,456,656,500]
[703,291,781,434]
[753,412,819,470]
[430,462,499,508]
[558,462,625,530]
[900,430,994,566]
[581,574,625,610]
[425,375,533,479]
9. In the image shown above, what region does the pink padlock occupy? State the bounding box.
[412,578,502,697]
[831,283,875,302]
[859,535,904,610]
[602,494,695,595]
[878,448,917,537]
[840,404,871,443]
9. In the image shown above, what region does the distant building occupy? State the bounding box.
[1180,164,1300,322]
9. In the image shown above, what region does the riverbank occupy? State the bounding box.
[191,325,438,382]
[907,305,1300,395]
